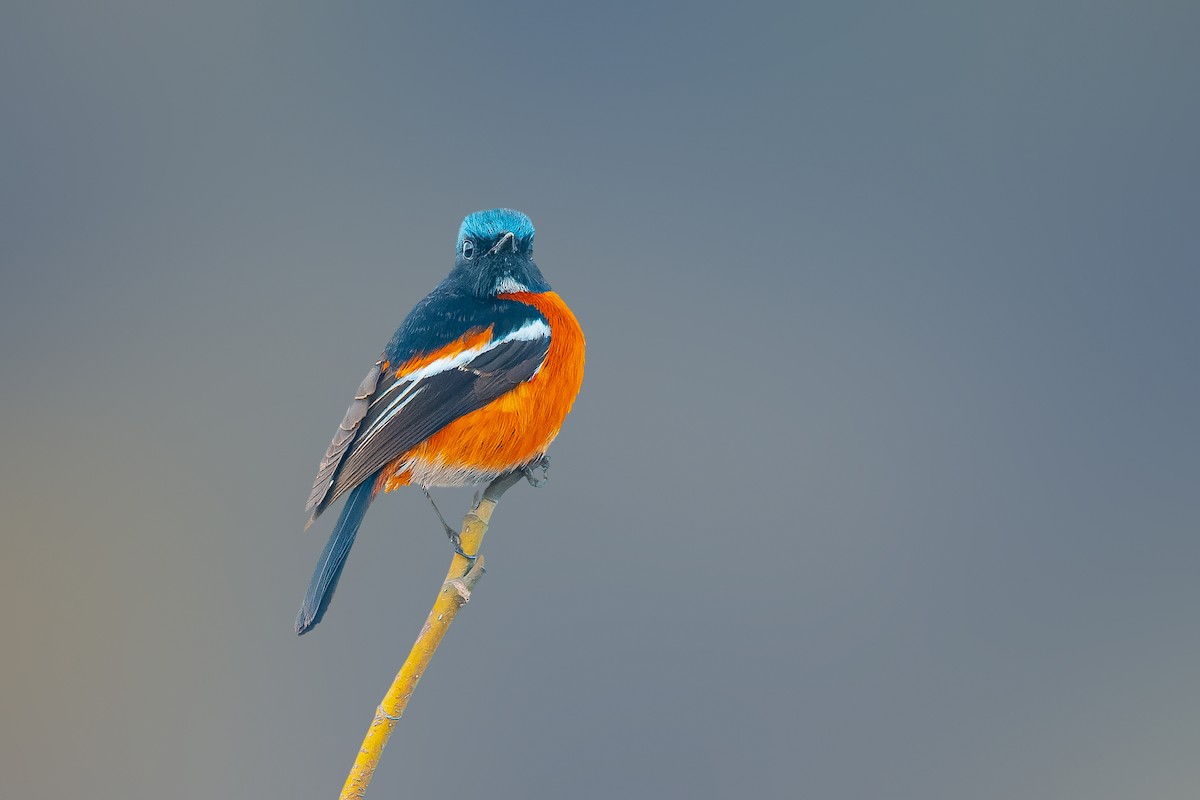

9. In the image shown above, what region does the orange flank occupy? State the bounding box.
[380,291,586,491]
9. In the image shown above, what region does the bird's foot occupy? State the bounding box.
[450,533,479,564]
[423,486,474,561]
[523,454,550,488]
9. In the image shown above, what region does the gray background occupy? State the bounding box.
[2,2,1198,798]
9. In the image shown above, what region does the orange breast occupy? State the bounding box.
[381,290,586,490]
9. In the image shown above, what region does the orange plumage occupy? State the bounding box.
[379,291,585,492]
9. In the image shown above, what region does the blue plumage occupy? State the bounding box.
[384,287,547,367]
[296,471,380,635]
[457,208,535,251]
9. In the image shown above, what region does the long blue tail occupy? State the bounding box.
[295,472,379,635]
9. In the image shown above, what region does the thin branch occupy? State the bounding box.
[339,470,525,799]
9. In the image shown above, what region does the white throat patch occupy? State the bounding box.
[494,276,529,294]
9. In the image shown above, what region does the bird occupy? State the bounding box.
[295,208,586,635]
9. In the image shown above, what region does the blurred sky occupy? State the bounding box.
[2,2,1198,798]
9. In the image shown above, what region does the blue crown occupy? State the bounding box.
[457,209,535,248]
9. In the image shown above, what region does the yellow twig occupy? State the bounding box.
[339,471,525,800]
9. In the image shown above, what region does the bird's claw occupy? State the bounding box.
[451,535,479,564]
[523,455,550,487]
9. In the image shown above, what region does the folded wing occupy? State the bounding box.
[305,319,551,522]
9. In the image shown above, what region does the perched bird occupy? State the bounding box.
[296,209,586,635]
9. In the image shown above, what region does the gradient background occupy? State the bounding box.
[2,2,1198,798]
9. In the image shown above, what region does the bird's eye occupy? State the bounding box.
[462,240,475,259]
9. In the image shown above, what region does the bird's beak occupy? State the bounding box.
[489,231,516,255]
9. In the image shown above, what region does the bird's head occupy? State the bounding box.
[450,208,550,298]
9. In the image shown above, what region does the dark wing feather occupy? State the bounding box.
[325,334,549,503]
[305,358,384,519]
[306,333,549,522]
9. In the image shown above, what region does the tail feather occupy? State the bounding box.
[295,472,379,635]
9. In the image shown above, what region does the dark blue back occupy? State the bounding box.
[385,278,548,365]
